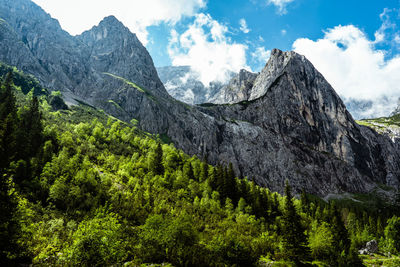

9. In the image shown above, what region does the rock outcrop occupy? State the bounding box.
[359,240,378,255]
[209,69,258,104]
[1,0,399,196]
[157,65,228,104]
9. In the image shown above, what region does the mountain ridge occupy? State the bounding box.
[0,0,399,196]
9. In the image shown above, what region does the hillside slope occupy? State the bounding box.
[0,0,399,196]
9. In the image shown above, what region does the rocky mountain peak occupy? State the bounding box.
[208,49,309,104]
[74,15,169,99]
[79,15,134,45]
[249,48,303,101]
[99,15,124,27]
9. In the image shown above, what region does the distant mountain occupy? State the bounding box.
[157,66,259,106]
[209,69,258,104]
[0,0,399,195]
[158,66,387,120]
[391,99,400,116]
[157,66,230,104]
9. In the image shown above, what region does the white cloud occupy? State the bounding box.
[373,8,400,54]
[281,29,287,36]
[267,0,294,15]
[239,18,250,34]
[251,47,271,70]
[374,8,397,43]
[293,25,400,118]
[168,13,249,85]
[32,0,206,44]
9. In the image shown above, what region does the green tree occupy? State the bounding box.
[383,216,400,254]
[62,210,127,266]
[280,180,311,264]
[0,72,18,170]
[149,143,164,175]
[17,96,43,160]
[183,161,195,181]
[0,177,20,264]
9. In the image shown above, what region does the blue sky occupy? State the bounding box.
[32,0,400,117]
[146,0,400,68]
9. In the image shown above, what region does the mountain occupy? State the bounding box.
[156,66,257,105]
[4,65,394,266]
[0,0,399,196]
[209,69,258,104]
[157,65,229,104]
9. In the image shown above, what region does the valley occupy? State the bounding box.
[1,0,400,266]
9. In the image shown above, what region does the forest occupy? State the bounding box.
[1,67,400,266]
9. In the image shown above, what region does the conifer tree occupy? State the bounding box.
[224,163,237,203]
[183,161,194,181]
[281,180,311,264]
[199,160,208,182]
[300,188,309,213]
[0,72,18,169]
[17,96,43,160]
[329,204,351,264]
[0,73,20,263]
[152,143,164,175]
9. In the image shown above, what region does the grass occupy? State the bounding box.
[103,72,157,102]
[356,114,400,140]
[107,99,125,113]
[361,254,400,267]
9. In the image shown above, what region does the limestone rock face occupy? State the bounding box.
[195,50,400,193]
[1,0,399,196]
[209,69,258,104]
[76,16,169,100]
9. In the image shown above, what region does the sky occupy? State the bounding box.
[32,0,400,118]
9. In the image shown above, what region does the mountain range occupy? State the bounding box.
[0,0,399,196]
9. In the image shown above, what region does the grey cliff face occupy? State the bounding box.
[197,50,400,193]
[76,16,169,100]
[209,69,258,104]
[1,0,399,196]
[0,0,168,106]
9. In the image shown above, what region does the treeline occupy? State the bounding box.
[1,69,400,266]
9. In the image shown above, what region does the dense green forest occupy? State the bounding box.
[1,67,400,266]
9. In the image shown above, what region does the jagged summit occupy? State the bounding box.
[100,15,124,26]
[79,15,134,43]
[209,48,335,105]
[250,48,302,100]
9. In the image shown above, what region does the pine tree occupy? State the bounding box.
[152,143,164,175]
[0,73,20,262]
[183,161,194,181]
[199,160,208,183]
[280,180,311,264]
[300,188,309,213]
[17,96,43,160]
[329,204,351,264]
[224,163,237,203]
[0,72,18,170]
[208,167,218,191]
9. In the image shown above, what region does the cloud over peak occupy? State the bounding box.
[293,24,400,118]
[168,13,249,86]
